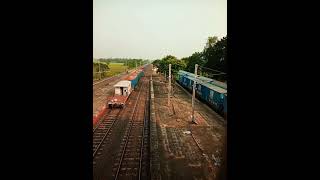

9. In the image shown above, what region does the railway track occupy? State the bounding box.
[93,108,122,158]
[93,108,112,132]
[93,67,151,180]
[112,77,150,180]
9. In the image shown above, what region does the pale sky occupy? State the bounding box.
[93,0,227,60]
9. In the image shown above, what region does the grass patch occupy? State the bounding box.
[93,62,130,80]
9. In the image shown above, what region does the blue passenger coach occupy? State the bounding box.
[177,70,227,119]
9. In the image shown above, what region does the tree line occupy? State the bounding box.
[94,58,149,69]
[152,36,227,82]
[93,61,109,80]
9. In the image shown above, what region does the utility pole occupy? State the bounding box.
[168,64,171,107]
[192,64,198,124]
[135,61,137,70]
[151,64,153,81]
[98,59,101,80]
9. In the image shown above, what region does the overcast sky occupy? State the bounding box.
[93,0,227,60]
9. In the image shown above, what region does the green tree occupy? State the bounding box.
[93,61,110,79]
[152,55,186,76]
[203,36,227,81]
[183,52,206,73]
[152,59,161,72]
[205,36,219,49]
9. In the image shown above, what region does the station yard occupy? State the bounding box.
[150,71,226,180]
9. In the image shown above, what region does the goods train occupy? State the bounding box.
[107,69,144,108]
[176,70,227,119]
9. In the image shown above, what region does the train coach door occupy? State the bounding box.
[120,87,124,95]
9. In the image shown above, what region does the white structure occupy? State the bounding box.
[113,80,132,96]
[153,67,158,72]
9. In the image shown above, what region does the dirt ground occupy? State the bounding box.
[151,72,226,180]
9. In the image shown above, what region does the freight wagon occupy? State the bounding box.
[177,70,227,119]
[125,70,144,89]
[107,70,144,108]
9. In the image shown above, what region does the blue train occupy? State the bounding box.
[176,70,227,119]
[125,69,144,89]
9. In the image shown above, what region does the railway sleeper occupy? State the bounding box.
[123,157,136,161]
[93,139,102,142]
[101,123,113,126]
[124,153,140,157]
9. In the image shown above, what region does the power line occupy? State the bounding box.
[199,66,227,74]
[205,73,226,76]
[199,70,226,76]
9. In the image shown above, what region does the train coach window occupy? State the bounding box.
[197,84,201,91]
[210,90,214,99]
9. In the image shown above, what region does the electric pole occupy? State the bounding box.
[168,64,171,107]
[98,59,101,80]
[151,64,153,81]
[192,64,198,124]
